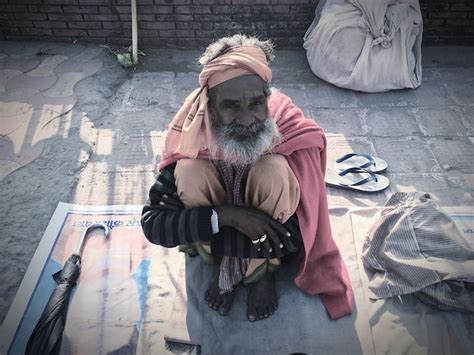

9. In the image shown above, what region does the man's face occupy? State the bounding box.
[208,75,280,166]
[210,74,269,141]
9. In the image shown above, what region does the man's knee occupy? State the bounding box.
[175,159,209,188]
[245,154,300,222]
[247,154,295,191]
[174,159,225,207]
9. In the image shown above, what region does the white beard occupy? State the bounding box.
[210,117,281,166]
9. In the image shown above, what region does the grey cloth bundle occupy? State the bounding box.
[362,192,474,313]
[303,0,423,92]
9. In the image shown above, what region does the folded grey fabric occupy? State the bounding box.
[362,192,474,313]
[184,255,365,355]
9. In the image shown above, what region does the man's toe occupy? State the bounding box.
[247,309,257,322]
[218,304,230,315]
[207,295,217,307]
[213,297,224,310]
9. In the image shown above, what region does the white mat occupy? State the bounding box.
[2,204,472,354]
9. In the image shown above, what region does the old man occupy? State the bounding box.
[141,34,353,322]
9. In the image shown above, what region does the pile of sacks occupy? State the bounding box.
[303,0,423,92]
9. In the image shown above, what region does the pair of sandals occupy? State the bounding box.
[325,153,389,193]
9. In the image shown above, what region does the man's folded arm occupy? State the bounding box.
[141,164,215,247]
[141,163,302,248]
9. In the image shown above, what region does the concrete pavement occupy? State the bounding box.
[0,40,473,340]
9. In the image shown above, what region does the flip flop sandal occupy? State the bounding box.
[243,260,280,286]
[325,167,390,193]
[335,153,388,173]
[178,244,199,257]
[193,243,216,265]
[243,261,268,286]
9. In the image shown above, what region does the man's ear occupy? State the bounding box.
[263,83,271,98]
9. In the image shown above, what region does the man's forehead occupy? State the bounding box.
[219,92,266,102]
[213,74,266,100]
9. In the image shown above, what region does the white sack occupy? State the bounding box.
[303,0,423,92]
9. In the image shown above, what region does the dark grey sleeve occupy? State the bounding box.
[141,164,215,247]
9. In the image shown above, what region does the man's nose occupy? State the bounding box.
[237,109,255,127]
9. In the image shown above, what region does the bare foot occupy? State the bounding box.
[247,272,278,322]
[204,264,236,315]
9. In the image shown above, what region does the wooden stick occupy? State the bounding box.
[131,0,138,64]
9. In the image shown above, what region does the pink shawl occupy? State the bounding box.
[270,91,353,320]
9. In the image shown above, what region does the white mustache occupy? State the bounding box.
[211,118,281,166]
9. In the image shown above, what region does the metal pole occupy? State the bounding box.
[131,0,138,65]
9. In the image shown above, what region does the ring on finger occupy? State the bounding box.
[251,239,260,245]
[259,234,267,243]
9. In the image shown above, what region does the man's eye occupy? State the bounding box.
[250,100,264,107]
[223,103,238,109]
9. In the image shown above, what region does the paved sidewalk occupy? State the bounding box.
[0,40,473,339]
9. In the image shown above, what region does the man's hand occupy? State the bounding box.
[214,205,291,258]
[157,192,185,210]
